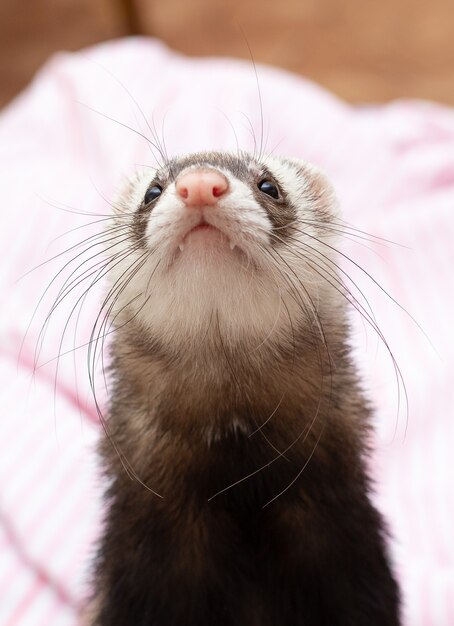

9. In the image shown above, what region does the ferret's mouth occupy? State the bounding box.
[178,219,237,252]
[188,222,218,235]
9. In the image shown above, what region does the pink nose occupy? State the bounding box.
[176,169,228,206]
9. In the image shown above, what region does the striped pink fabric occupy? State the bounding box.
[1,38,453,625]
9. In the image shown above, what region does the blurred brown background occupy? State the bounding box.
[1,0,453,109]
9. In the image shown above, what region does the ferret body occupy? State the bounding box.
[88,151,400,625]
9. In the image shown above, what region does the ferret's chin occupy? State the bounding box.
[179,225,230,252]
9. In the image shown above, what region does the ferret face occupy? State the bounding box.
[110,152,339,348]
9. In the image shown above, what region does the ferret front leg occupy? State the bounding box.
[90,498,253,626]
[263,498,401,626]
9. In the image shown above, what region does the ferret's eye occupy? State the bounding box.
[258,180,280,199]
[144,185,162,205]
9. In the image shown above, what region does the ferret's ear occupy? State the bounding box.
[287,158,339,220]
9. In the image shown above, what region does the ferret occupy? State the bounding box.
[85,151,401,625]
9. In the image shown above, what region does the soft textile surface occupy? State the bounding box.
[0,38,452,625]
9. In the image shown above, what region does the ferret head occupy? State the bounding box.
[109,151,341,351]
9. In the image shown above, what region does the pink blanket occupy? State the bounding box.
[1,38,452,625]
